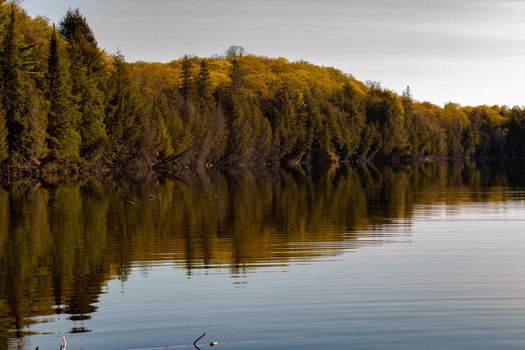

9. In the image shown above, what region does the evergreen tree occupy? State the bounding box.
[45,28,80,164]
[0,1,7,35]
[105,52,142,164]
[0,5,30,161]
[271,84,309,160]
[59,8,102,74]
[180,55,194,101]
[402,86,421,157]
[1,1,525,176]
[197,59,211,102]
[365,87,408,159]
[59,8,107,162]
[218,59,261,164]
[443,103,467,158]
[506,108,525,158]
[332,83,366,160]
[0,105,7,162]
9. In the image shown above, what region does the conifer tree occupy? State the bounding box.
[197,59,212,102]
[180,55,194,101]
[219,59,260,164]
[59,8,101,74]
[0,106,7,162]
[0,1,6,34]
[45,28,80,164]
[105,52,142,164]
[402,86,420,157]
[59,8,107,162]
[0,5,30,161]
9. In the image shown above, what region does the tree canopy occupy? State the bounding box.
[1,2,525,180]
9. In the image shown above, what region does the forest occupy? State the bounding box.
[1,1,525,180]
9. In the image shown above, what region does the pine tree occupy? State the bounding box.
[0,1,6,34]
[402,86,419,157]
[0,105,7,162]
[218,59,260,164]
[59,8,107,162]
[105,52,142,164]
[45,28,80,164]
[180,55,194,101]
[59,8,101,74]
[365,87,408,159]
[0,4,7,162]
[197,59,211,101]
[0,5,30,161]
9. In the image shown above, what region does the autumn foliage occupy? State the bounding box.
[1,3,524,178]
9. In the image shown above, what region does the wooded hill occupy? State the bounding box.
[1,2,524,179]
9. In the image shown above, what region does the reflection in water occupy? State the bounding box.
[0,161,524,349]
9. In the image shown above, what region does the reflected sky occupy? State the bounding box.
[1,162,525,350]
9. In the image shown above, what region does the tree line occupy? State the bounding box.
[1,2,525,179]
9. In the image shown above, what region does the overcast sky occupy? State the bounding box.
[22,0,525,107]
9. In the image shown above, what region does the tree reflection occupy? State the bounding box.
[0,162,524,348]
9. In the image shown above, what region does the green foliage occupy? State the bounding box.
[2,2,525,178]
[506,108,525,158]
[365,86,409,159]
[59,7,107,162]
[197,59,212,102]
[2,162,518,348]
[179,55,194,101]
[59,8,102,74]
[45,29,80,165]
[105,52,142,165]
[0,5,30,161]
[0,106,7,162]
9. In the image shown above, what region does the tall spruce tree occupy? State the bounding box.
[0,3,6,162]
[105,52,142,164]
[197,59,211,101]
[59,8,107,162]
[180,55,194,101]
[45,28,80,164]
[0,106,7,162]
[0,5,30,161]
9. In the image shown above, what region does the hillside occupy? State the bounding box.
[1,2,524,180]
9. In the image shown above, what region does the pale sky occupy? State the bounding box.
[21,0,525,107]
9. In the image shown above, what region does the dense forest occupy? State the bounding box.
[1,2,525,180]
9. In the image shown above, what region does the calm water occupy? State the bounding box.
[1,162,525,350]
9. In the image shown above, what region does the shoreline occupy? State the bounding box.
[1,157,523,188]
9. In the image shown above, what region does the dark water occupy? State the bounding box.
[1,162,525,350]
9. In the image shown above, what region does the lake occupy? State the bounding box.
[1,162,525,350]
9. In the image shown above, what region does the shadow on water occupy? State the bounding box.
[0,161,524,348]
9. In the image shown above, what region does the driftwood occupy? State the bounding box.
[193,332,206,349]
[193,332,218,349]
[59,336,67,350]
[152,148,191,171]
[35,333,219,350]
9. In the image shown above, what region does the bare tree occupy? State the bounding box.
[226,45,246,58]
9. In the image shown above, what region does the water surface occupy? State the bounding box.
[1,162,525,350]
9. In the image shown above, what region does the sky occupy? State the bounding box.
[21,0,525,107]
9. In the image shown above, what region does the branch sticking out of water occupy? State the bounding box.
[59,336,67,350]
[193,332,206,349]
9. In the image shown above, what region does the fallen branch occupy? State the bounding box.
[59,336,67,350]
[193,332,206,349]
[152,148,191,170]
